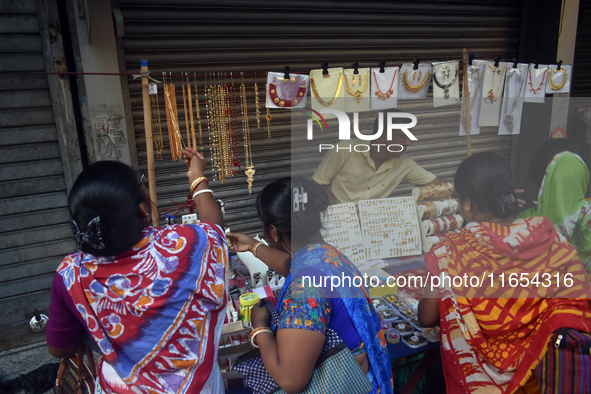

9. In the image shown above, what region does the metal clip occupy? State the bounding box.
[554,333,563,348]
[293,187,308,212]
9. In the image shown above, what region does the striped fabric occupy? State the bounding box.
[536,329,591,393]
[425,217,591,393]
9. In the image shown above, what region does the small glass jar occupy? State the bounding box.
[239,293,260,327]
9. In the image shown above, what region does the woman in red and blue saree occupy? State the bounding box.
[227,178,393,394]
[418,152,591,393]
[46,148,229,393]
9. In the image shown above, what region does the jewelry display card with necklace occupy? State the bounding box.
[432,61,460,107]
[358,197,422,259]
[265,72,309,109]
[545,64,571,94]
[459,60,486,136]
[310,67,345,117]
[478,61,510,127]
[499,63,528,135]
[398,63,432,99]
[524,64,548,103]
[344,68,370,113]
[320,203,365,266]
[370,66,399,110]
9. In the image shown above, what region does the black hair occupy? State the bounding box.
[256,177,329,244]
[454,152,519,218]
[68,161,148,256]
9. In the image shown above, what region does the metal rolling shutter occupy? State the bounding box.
[116,0,522,234]
[573,0,591,96]
[0,0,76,348]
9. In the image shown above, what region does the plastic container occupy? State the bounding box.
[401,332,429,348]
[377,308,399,321]
[239,293,260,327]
[380,320,393,331]
[385,328,400,344]
[422,326,441,342]
[371,297,391,310]
[391,320,414,334]
[397,307,415,320]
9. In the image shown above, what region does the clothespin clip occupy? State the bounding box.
[512,58,518,68]
[412,58,421,70]
[378,61,386,73]
[351,62,360,74]
[556,60,563,71]
[468,54,475,66]
[533,59,539,69]
[493,56,501,67]
[321,62,329,76]
[282,66,291,82]
[293,187,308,212]
[164,215,175,225]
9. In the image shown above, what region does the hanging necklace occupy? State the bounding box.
[149,83,163,159]
[344,71,368,103]
[502,69,524,134]
[193,74,204,152]
[310,72,344,106]
[433,65,458,99]
[268,76,307,108]
[240,82,255,194]
[402,69,430,93]
[528,67,547,94]
[254,82,261,128]
[163,73,184,160]
[373,69,397,100]
[461,65,484,128]
[548,66,567,91]
[484,65,506,104]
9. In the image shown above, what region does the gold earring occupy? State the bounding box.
[351,75,355,84]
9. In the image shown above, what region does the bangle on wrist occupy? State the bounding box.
[251,241,263,257]
[192,188,213,199]
[190,177,208,194]
[249,327,273,348]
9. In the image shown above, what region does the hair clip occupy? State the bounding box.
[412,58,420,70]
[378,61,386,73]
[70,216,105,250]
[293,187,308,212]
[501,193,516,205]
[494,56,501,67]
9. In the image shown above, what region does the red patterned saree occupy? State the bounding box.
[425,217,591,394]
[57,223,228,393]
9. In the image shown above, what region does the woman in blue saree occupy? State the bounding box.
[228,178,392,394]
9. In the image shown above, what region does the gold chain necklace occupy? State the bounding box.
[310,73,344,106]
[402,69,430,93]
[484,65,506,104]
[548,67,567,91]
[344,71,368,102]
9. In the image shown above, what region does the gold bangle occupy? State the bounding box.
[190,176,208,193]
[249,327,273,348]
[251,241,263,257]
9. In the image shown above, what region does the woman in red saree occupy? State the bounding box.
[418,152,591,393]
[46,148,229,393]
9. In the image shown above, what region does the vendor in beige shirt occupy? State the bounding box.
[313,114,446,204]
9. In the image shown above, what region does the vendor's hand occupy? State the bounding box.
[251,301,271,329]
[227,232,257,253]
[515,189,526,208]
[183,147,207,182]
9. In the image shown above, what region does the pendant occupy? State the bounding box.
[245,166,255,195]
[503,114,514,133]
[444,87,449,99]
